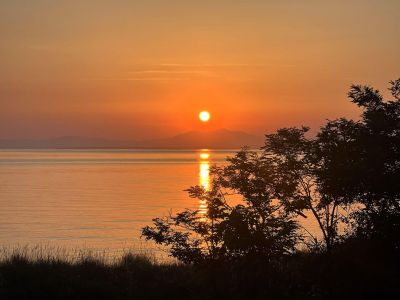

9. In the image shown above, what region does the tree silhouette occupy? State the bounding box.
[262,126,352,250]
[142,150,300,263]
[320,79,400,249]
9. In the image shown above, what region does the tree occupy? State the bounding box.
[265,79,400,251]
[142,128,350,262]
[319,79,400,248]
[142,150,300,264]
[262,126,353,251]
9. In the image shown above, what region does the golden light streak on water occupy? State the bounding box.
[198,151,210,218]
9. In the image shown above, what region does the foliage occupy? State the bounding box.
[327,80,400,248]
[142,150,300,264]
[1,242,399,300]
[263,126,352,250]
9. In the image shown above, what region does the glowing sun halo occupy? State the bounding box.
[199,111,211,122]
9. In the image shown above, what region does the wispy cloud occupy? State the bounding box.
[157,63,262,68]
[127,69,212,76]
[81,63,268,82]
[81,77,191,81]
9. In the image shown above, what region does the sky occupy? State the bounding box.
[0,0,399,139]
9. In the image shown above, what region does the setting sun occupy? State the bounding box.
[199,111,211,122]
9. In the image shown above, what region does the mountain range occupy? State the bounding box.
[0,129,264,149]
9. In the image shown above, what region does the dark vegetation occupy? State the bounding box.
[1,245,399,300]
[1,80,399,299]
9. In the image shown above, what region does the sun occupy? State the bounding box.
[199,111,211,122]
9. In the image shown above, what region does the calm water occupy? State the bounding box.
[0,150,236,254]
[0,149,318,256]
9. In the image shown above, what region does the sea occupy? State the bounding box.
[0,149,318,259]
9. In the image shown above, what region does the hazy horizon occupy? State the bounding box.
[0,127,259,140]
[0,128,265,149]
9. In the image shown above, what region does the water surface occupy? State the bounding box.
[0,150,234,255]
[0,149,318,257]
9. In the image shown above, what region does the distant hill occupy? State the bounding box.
[0,129,264,149]
[138,129,263,149]
[0,136,119,149]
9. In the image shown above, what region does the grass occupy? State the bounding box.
[0,241,399,299]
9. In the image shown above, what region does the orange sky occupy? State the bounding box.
[0,0,399,139]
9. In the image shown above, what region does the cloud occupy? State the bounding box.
[127,69,212,76]
[157,63,263,68]
[81,77,191,81]
[81,63,269,82]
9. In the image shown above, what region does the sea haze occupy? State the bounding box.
[0,129,263,149]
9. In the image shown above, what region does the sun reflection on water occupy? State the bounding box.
[198,150,210,218]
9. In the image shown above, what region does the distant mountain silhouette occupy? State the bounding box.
[0,129,263,149]
[0,136,118,149]
[138,129,263,149]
